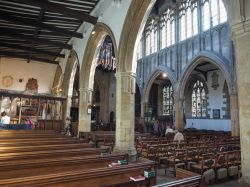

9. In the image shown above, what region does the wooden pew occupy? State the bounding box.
[0,158,156,187]
[0,137,73,142]
[0,154,129,179]
[0,130,56,134]
[0,147,110,161]
[0,143,93,154]
[175,168,200,180]
[152,168,202,187]
[0,134,67,139]
[0,139,87,146]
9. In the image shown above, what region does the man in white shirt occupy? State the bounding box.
[165,125,174,135]
[174,130,184,143]
[0,112,10,124]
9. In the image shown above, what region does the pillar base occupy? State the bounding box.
[113,146,137,162]
[239,176,250,187]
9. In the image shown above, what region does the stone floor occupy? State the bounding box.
[156,168,239,187]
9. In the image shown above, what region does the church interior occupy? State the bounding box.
[0,0,249,186]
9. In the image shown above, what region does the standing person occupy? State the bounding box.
[65,117,74,136]
[153,119,161,138]
[0,111,10,125]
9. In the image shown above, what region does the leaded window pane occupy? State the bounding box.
[192,80,207,117]
[163,85,173,115]
[219,0,227,23]
[202,1,210,31]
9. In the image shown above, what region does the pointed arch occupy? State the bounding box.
[52,65,62,94]
[143,65,177,103]
[178,51,232,100]
[117,0,156,73]
[80,23,117,91]
[61,50,79,97]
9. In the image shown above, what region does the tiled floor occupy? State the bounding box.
[156,168,239,187]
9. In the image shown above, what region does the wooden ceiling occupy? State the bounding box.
[0,0,99,64]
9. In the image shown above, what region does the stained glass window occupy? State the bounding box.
[163,84,173,115]
[97,36,116,71]
[192,80,207,117]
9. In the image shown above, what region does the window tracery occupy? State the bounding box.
[191,80,207,117]
[160,9,175,49]
[163,84,173,115]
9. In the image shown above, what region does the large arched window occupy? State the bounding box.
[145,19,158,55]
[163,84,173,115]
[191,80,207,117]
[202,0,227,31]
[160,9,175,49]
[179,1,198,41]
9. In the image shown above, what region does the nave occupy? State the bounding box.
[0,129,241,187]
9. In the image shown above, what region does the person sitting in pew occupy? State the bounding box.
[174,129,184,143]
[165,125,174,136]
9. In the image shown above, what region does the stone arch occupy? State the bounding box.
[61,50,79,125]
[143,65,177,104]
[222,0,242,26]
[117,0,156,73]
[80,23,117,91]
[62,50,79,97]
[178,51,232,100]
[52,65,62,94]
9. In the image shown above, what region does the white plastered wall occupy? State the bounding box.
[0,57,56,93]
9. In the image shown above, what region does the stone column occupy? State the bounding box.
[230,93,239,136]
[63,96,72,128]
[113,72,137,160]
[232,20,250,185]
[174,97,184,130]
[78,88,93,134]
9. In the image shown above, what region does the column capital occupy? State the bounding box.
[79,88,92,104]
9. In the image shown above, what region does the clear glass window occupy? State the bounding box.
[191,80,207,117]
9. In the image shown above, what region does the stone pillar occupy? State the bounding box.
[174,97,184,130]
[113,72,137,160]
[232,21,250,185]
[78,88,93,134]
[63,96,72,128]
[230,93,239,136]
